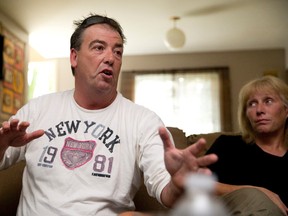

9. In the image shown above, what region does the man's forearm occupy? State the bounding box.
[160,181,183,208]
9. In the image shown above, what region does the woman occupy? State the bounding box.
[206,76,288,215]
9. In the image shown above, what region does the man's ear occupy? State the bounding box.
[70,48,78,68]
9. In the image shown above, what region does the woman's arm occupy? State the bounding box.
[215,182,288,215]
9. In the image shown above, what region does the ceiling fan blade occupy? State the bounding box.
[182,1,249,17]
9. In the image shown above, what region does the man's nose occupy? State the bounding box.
[104,49,115,66]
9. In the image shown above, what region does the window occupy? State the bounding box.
[120,68,231,134]
[28,61,57,99]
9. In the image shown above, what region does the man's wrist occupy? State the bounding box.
[161,181,183,208]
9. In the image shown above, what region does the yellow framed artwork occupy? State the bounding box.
[0,24,25,121]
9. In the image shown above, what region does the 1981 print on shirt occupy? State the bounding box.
[37,120,120,178]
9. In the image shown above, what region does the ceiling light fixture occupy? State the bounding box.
[164,16,186,50]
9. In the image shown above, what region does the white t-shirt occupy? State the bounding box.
[0,90,171,216]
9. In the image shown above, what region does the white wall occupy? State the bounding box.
[55,58,75,92]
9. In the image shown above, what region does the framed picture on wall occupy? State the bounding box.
[0,34,3,80]
[0,24,25,122]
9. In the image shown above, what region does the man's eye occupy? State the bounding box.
[114,50,123,57]
[93,45,104,51]
[116,51,122,56]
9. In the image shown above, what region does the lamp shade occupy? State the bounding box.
[164,16,186,50]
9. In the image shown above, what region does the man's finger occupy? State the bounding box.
[186,138,207,156]
[158,127,174,151]
[26,130,45,142]
[197,153,218,167]
[9,119,20,131]
[197,167,213,175]
[18,121,30,131]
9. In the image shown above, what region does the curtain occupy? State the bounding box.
[120,67,231,133]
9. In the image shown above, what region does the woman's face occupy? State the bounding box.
[246,90,288,135]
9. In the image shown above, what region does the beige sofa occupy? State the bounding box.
[0,127,229,215]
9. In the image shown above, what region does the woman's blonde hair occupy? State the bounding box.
[238,75,288,144]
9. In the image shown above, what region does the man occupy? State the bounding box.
[0,14,217,215]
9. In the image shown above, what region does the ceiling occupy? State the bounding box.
[0,0,287,63]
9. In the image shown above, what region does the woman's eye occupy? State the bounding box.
[248,101,256,107]
[265,99,273,104]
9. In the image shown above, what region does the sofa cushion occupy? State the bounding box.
[187,132,241,155]
[167,127,187,149]
[0,161,25,216]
